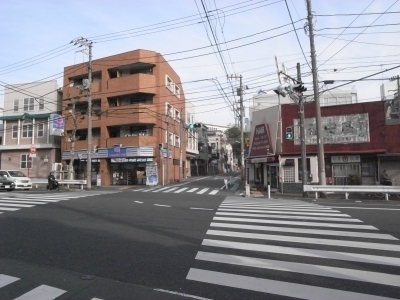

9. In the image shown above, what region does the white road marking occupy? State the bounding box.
[134,201,143,203]
[0,274,19,288]
[0,207,20,211]
[187,269,394,300]
[154,204,171,207]
[190,208,214,211]
[14,284,66,300]
[196,188,209,194]
[187,188,199,193]
[162,187,179,193]
[209,222,396,240]
[132,188,146,192]
[196,251,400,287]
[326,206,400,210]
[219,206,340,213]
[174,187,189,193]
[0,200,46,205]
[0,203,33,207]
[154,288,212,299]
[207,230,400,252]
[213,216,375,229]
[215,211,363,222]
[151,187,171,192]
[0,198,60,202]
[218,208,351,217]
[142,188,158,192]
[208,190,219,195]
[202,239,400,267]
[220,203,331,209]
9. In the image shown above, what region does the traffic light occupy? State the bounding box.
[93,145,98,153]
[273,84,288,97]
[290,83,307,94]
[286,127,293,139]
[188,123,202,129]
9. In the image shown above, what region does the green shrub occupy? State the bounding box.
[348,173,362,185]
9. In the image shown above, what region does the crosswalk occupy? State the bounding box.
[0,274,102,299]
[132,186,222,195]
[186,197,400,299]
[0,191,120,215]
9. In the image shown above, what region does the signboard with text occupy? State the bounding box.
[249,124,273,157]
[50,114,65,136]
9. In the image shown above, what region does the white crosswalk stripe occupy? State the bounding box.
[0,191,120,216]
[187,196,400,299]
[132,186,221,195]
[0,273,103,299]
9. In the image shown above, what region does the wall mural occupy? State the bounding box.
[293,113,370,145]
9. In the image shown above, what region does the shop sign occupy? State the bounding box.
[331,155,360,163]
[108,144,127,157]
[146,162,158,186]
[249,124,273,157]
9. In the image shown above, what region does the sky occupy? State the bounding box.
[0,0,399,126]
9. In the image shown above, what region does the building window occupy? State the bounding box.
[22,122,33,138]
[175,135,180,147]
[283,165,295,183]
[166,103,173,117]
[168,133,173,145]
[174,84,180,97]
[175,109,180,121]
[14,99,19,112]
[12,125,18,139]
[38,97,44,110]
[24,98,34,111]
[165,75,173,91]
[20,154,32,169]
[37,123,44,137]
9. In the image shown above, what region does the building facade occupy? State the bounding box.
[0,80,62,178]
[247,101,400,193]
[61,49,186,186]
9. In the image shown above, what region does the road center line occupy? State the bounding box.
[154,204,171,207]
[190,207,214,211]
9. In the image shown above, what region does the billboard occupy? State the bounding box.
[50,113,65,136]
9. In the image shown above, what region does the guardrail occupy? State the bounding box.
[32,179,87,190]
[303,185,400,200]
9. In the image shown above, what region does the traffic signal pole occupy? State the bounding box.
[297,63,308,197]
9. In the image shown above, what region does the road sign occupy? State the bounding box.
[30,145,36,154]
[29,153,36,158]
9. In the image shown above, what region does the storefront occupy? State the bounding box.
[62,145,155,186]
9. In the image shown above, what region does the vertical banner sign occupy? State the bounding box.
[50,114,65,136]
[146,162,158,186]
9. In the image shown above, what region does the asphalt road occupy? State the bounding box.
[0,176,399,299]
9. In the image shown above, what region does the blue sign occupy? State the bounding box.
[50,113,65,136]
[108,144,127,157]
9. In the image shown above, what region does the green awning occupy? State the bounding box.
[0,112,52,121]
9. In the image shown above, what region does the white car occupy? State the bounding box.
[0,170,32,190]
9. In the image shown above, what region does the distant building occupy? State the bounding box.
[0,80,62,177]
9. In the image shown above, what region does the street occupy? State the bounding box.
[0,175,399,299]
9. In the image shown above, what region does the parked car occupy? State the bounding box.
[0,175,15,191]
[0,170,32,190]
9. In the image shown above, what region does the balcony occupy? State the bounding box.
[63,139,100,151]
[107,73,156,94]
[105,135,157,148]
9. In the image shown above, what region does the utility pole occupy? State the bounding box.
[306,0,326,187]
[228,74,249,196]
[71,37,93,189]
[297,63,308,197]
[166,114,170,185]
[179,108,183,182]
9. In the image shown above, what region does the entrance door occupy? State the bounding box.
[332,164,361,185]
[269,165,279,189]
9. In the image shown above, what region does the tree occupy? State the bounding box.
[225,126,250,167]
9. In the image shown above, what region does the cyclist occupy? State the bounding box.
[380,170,393,186]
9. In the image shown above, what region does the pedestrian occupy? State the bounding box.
[380,170,393,186]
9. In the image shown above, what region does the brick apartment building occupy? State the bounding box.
[61,49,186,186]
